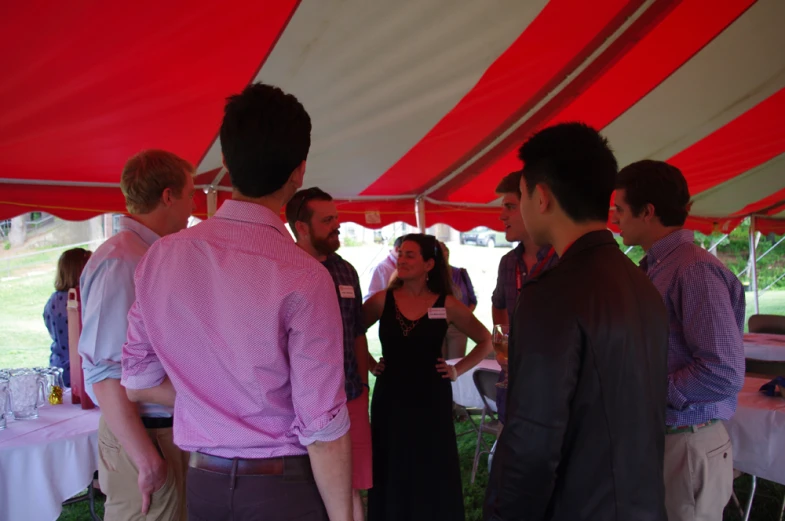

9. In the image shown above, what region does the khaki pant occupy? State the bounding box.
[664,421,734,521]
[98,416,188,521]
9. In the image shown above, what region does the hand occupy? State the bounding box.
[436,358,458,381]
[138,456,167,515]
[495,353,508,373]
[372,357,386,376]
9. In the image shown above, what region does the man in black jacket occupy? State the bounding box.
[484,123,669,521]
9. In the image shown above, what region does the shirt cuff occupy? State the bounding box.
[297,404,350,446]
[667,376,688,411]
[83,361,122,386]
[121,361,167,390]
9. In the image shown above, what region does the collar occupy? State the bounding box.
[322,252,344,266]
[559,230,617,263]
[213,200,291,238]
[645,229,693,267]
[118,216,160,247]
[515,242,556,262]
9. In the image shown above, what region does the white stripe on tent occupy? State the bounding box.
[603,0,785,168]
[196,0,548,197]
[691,152,785,217]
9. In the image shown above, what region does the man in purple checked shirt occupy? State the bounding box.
[614,160,745,521]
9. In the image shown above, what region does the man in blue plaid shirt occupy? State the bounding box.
[614,160,745,521]
[286,187,372,521]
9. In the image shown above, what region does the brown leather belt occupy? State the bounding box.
[189,452,313,478]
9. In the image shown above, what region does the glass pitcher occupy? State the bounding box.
[39,368,65,405]
[0,377,10,430]
[9,369,46,420]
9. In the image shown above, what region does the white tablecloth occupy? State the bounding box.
[744,333,785,362]
[0,391,101,521]
[448,358,501,411]
[723,377,785,485]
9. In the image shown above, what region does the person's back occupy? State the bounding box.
[126,204,345,456]
[522,233,667,520]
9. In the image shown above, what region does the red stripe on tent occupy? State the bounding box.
[0,1,298,187]
[758,217,785,236]
[445,0,754,202]
[360,0,641,197]
[669,87,785,196]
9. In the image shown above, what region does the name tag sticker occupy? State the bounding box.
[339,285,356,299]
[428,307,447,320]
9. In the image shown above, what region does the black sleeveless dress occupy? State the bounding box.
[368,291,465,521]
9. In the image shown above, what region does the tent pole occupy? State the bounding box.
[415,197,426,233]
[749,216,760,315]
[205,187,218,219]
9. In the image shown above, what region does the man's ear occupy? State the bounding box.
[535,184,550,214]
[642,203,657,223]
[294,220,309,240]
[290,161,306,190]
[161,187,174,208]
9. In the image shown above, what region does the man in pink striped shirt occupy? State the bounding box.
[121,83,352,521]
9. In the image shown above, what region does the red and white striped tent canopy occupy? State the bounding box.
[2,0,784,234]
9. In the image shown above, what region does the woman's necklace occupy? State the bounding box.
[394,291,433,336]
[396,306,421,336]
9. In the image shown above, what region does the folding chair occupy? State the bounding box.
[749,314,785,335]
[470,368,502,484]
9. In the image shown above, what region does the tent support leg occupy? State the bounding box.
[205,187,218,219]
[749,216,760,315]
[415,197,426,233]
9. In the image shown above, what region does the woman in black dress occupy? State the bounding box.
[363,233,492,521]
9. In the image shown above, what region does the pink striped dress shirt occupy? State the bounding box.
[121,200,349,459]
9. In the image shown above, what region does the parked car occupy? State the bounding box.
[460,226,514,248]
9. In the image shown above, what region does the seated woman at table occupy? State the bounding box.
[364,233,492,521]
[43,247,92,387]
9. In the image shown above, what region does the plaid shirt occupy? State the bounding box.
[492,243,559,323]
[492,243,559,421]
[642,229,745,426]
[323,253,365,401]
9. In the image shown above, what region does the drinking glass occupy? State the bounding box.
[493,324,510,388]
[9,369,46,420]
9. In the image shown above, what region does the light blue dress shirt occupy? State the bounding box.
[78,216,171,416]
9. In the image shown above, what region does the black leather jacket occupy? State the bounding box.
[485,231,669,521]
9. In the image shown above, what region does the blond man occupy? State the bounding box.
[79,150,195,520]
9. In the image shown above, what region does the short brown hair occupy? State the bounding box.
[616,160,690,227]
[284,187,333,239]
[120,150,194,215]
[55,248,92,291]
[495,170,522,197]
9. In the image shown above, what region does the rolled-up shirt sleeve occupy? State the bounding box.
[79,258,137,386]
[287,268,350,446]
[121,297,166,390]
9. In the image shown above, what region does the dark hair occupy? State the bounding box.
[55,248,92,292]
[391,234,453,297]
[616,160,690,226]
[519,122,618,222]
[220,83,312,198]
[393,236,404,249]
[284,187,333,239]
[495,170,522,197]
